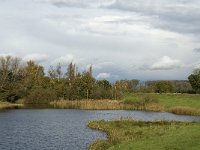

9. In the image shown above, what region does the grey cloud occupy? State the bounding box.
[106,0,200,35]
[0,0,198,81]
[49,0,200,35]
[50,0,115,8]
[193,48,200,52]
[52,1,88,8]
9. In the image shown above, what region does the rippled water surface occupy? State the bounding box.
[0,109,199,150]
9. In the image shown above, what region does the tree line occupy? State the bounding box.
[0,56,199,104]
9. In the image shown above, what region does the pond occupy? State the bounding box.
[0,109,200,150]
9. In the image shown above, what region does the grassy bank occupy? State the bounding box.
[0,101,23,110]
[88,120,200,150]
[50,99,164,112]
[123,93,200,115]
[51,100,123,110]
[50,93,200,116]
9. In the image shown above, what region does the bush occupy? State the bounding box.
[91,87,113,99]
[0,90,19,102]
[25,88,57,104]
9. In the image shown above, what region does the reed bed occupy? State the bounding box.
[50,100,123,110]
[50,99,165,111]
[170,106,200,116]
[0,101,23,110]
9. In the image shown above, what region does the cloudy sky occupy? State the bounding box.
[0,0,200,81]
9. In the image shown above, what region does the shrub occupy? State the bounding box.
[25,88,57,104]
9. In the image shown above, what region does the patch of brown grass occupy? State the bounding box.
[143,103,165,112]
[50,99,165,112]
[170,106,200,116]
[50,100,124,110]
[0,101,23,110]
[50,99,200,116]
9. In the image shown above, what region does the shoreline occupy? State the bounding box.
[87,120,200,150]
[50,99,200,116]
[0,101,23,111]
[1,98,200,116]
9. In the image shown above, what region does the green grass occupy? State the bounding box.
[122,93,200,115]
[156,94,200,108]
[123,93,200,108]
[88,120,200,150]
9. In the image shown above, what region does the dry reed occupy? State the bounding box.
[0,102,23,110]
[50,100,124,110]
[50,99,165,112]
[170,106,200,116]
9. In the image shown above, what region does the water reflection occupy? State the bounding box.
[0,109,199,150]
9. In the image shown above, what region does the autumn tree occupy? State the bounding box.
[79,66,95,99]
[113,80,139,93]
[48,64,63,81]
[23,61,45,91]
[66,62,76,100]
[92,80,112,99]
[171,80,192,93]
[154,81,173,93]
[188,69,200,93]
[47,64,66,99]
[0,56,25,101]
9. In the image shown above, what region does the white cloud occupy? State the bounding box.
[52,54,74,65]
[96,72,110,79]
[23,54,49,63]
[194,64,200,69]
[0,53,16,57]
[150,56,182,70]
[93,62,114,70]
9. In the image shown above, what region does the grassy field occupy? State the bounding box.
[0,101,23,110]
[123,93,200,108]
[88,120,200,150]
[123,93,200,115]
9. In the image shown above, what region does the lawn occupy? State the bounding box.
[123,93,200,115]
[88,120,200,150]
[123,93,200,108]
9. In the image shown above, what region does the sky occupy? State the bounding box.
[0,0,200,81]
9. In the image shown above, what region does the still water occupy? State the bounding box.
[0,109,200,150]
